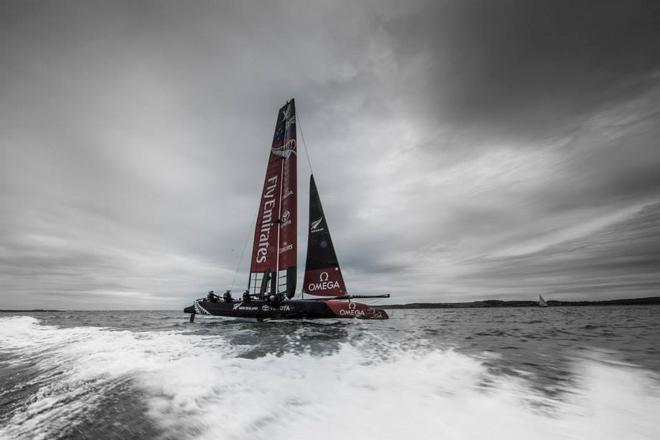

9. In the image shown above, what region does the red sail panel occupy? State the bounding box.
[249,103,288,274]
[277,100,297,271]
[304,267,346,296]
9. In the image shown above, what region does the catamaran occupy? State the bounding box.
[184,99,389,321]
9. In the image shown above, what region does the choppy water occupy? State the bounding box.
[1,306,659,440]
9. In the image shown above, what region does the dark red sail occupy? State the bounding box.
[249,100,297,298]
[276,100,297,297]
[303,174,346,296]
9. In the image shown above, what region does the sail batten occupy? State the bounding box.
[303,175,347,296]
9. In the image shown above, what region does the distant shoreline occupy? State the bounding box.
[1,297,659,312]
[377,296,660,309]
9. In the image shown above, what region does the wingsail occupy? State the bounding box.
[248,99,297,298]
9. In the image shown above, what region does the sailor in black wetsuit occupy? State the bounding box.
[242,290,251,303]
[223,290,233,303]
[268,293,282,307]
[207,291,219,302]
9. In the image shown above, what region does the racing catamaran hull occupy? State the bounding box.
[184,299,388,320]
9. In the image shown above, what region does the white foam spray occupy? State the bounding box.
[1,316,659,440]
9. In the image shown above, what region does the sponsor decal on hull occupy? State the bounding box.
[232,303,293,312]
[323,300,386,319]
[261,305,292,312]
[338,301,365,317]
[232,303,259,311]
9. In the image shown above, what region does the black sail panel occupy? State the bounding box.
[303,175,347,296]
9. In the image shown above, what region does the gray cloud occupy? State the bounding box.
[1,0,659,309]
[382,0,660,137]
[454,202,660,300]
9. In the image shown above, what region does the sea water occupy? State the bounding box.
[1,306,659,440]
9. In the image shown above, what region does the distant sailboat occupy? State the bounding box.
[538,295,548,307]
[184,99,389,321]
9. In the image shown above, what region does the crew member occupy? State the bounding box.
[207,291,219,302]
[268,294,280,306]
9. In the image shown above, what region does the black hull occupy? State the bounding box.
[184,299,388,320]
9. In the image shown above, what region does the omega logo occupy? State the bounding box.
[307,271,340,292]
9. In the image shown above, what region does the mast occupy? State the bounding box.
[248,99,297,298]
[274,140,285,296]
[302,174,347,296]
[278,100,297,298]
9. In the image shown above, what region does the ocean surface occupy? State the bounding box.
[1,306,659,440]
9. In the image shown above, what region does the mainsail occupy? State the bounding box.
[248,99,297,298]
[302,175,347,296]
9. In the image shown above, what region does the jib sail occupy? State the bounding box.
[248,99,297,298]
[303,174,347,296]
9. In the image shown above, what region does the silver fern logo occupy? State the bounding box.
[311,217,324,233]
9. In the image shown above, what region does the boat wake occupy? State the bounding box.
[1,315,659,440]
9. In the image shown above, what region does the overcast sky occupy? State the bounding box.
[2,0,660,309]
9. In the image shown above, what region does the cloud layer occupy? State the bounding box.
[1,0,659,308]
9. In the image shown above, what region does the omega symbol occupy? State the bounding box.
[320,272,329,282]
